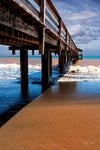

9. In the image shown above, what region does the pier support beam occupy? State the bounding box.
[50,52,52,76]
[20,49,28,89]
[42,50,50,91]
[80,53,83,59]
[67,50,71,65]
[72,52,76,64]
[59,51,65,74]
[64,52,67,65]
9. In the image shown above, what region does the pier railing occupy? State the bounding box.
[0,0,83,90]
[14,0,78,54]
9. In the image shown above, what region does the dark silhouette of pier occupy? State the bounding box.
[0,0,83,90]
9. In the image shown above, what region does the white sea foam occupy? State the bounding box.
[28,64,41,70]
[68,65,100,74]
[0,63,41,70]
[58,65,100,82]
[1,63,100,82]
[0,63,41,79]
[0,64,20,69]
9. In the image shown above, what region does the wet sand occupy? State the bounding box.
[75,59,100,66]
[0,59,100,149]
[0,56,58,126]
[0,57,41,65]
[0,82,100,150]
[0,57,58,66]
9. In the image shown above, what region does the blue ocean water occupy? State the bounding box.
[1,55,100,59]
[83,56,100,59]
[0,56,42,126]
[0,56,59,126]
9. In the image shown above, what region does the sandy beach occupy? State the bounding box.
[74,59,100,66]
[0,0,100,148]
[0,59,100,149]
[0,56,58,66]
[0,83,100,150]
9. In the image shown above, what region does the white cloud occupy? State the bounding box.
[65,10,99,21]
[78,38,100,55]
[68,24,82,36]
[54,0,100,54]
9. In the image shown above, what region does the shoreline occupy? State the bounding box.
[0,57,59,127]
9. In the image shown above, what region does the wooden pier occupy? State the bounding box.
[0,0,83,90]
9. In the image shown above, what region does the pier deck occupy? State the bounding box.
[0,0,83,89]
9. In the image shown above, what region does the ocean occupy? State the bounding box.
[0,55,59,126]
[0,55,100,126]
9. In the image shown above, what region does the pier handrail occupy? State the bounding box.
[11,0,78,53]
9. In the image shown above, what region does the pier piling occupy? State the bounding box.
[59,51,65,74]
[20,49,28,89]
[42,50,50,90]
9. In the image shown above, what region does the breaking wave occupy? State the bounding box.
[0,63,41,79]
[69,65,100,74]
[0,63,41,70]
[58,65,100,82]
[1,63,100,82]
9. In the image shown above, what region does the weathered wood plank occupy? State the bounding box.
[67,44,78,54]
[61,40,66,50]
[3,0,45,27]
[45,28,60,40]
[45,33,58,46]
[62,21,66,33]
[61,35,65,42]
[61,30,66,41]
[0,2,39,38]
[46,9,58,28]
[46,0,59,22]
[65,30,67,43]
[0,38,37,47]
[33,0,40,6]
[40,0,45,23]
[0,28,39,45]
[58,19,62,38]
[19,0,40,18]
[9,45,39,50]
[45,19,58,35]
[39,0,46,54]
[46,0,60,22]
[39,28,45,54]
[0,21,38,39]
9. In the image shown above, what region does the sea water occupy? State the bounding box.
[1,55,100,126]
[0,56,59,126]
[0,56,43,126]
[58,58,100,82]
[56,57,100,104]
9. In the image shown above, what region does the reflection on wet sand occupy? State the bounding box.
[34,80,100,106]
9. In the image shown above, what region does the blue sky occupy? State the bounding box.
[0,0,100,56]
[53,0,100,56]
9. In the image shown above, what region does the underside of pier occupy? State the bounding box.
[0,0,83,90]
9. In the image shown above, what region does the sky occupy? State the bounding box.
[53,0,100,56]
[0,0,100,56]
